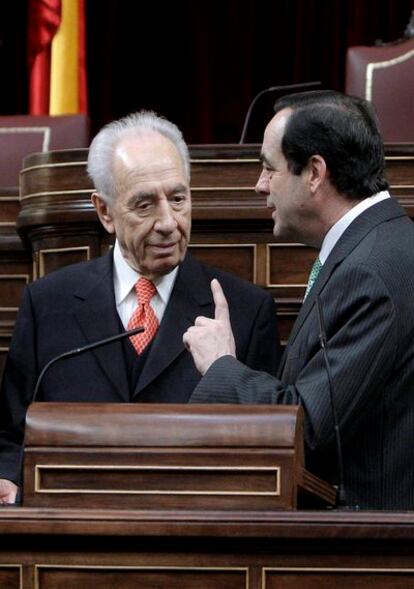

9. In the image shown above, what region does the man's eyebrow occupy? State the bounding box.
[128,183,189,203]
[169,183,189,194]
[259,153,273,168]
[126,190,157,205]
[134,190,156,200]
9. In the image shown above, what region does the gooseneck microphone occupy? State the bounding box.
[32,326,145,402]
[239,81,322,144]
[315,295,347,507]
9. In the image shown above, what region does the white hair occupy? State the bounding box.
[87,110,191,202]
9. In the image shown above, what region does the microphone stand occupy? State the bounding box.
[316,296,347,507]
[239,81,322,144]
[32,326,145,402]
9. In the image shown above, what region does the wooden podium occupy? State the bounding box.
[23,403,336,510]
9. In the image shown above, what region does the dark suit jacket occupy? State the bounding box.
[190,198,414,510]
[0,252,281,484]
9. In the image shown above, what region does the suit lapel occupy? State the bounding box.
[134,254,213,395]
[283,198,406,354]
[72,253,130,401]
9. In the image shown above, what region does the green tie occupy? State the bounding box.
[304,256,322,299]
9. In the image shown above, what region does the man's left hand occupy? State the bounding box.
[183,279,236,375]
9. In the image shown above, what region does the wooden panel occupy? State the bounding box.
[192,160,259,186]
[23,404,336,510]
[20,151,90,200]
[0,193,20,225]
[387,158,414,186]
[25,403,302,447]
[36,566,248,589]
[37,247,90,278]
[24,449,295,510]
[267,244,316,298]
[0,225,33,377]
[0,266,31,318]
[0,316,14,374]
[0,274,29,309]
[0,348,8,375]
[0,254,31,278]
[3,508,414,589]
[263,567,414,589]
[0,565,21,589]
[189,244,256,282]
[276,304,302,345]
[383,147,414,217]
[36,464,280,495]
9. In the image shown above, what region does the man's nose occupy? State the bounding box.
[154,201,178,233]
[255,170,270,195]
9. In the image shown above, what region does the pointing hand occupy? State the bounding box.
[183,279,236,375]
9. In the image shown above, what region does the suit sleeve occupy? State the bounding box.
[190,263,398,453]
[0,286,38,484]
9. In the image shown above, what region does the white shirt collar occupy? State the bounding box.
[319,190,391,264]
[113,239,178,306]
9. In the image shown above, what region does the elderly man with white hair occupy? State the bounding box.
[0,111,281,504]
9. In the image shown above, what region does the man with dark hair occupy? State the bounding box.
[0,111,281,504]
[274,90,388,200]
[184,90,414,510]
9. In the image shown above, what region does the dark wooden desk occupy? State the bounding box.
[1,507,414,588]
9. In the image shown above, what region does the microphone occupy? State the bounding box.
[239,81,322,144]
[32,326,145,402]
[315,295,347,508]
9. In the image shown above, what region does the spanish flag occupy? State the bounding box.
[28,0,87,115]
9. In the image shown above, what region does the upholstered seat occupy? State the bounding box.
[0,114,89,189]
[345,35,414,142]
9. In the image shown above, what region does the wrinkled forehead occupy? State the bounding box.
[114,132,185,174]
[111,133,190,200]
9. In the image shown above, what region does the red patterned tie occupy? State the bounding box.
[127,277,159,354]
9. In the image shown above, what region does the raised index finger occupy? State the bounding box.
[211,279,230,323]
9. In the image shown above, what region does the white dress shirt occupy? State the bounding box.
[112,240,178,329]
[319,190,391,265]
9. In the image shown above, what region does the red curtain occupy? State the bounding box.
[27,0,62,115]
[84,0,414,142]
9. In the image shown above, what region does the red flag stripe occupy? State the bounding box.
[27,0,62,114]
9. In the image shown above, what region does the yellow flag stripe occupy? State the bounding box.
[50,0,79,114]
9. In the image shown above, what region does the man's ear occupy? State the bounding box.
[308,155,327,194]
[91,193,115,234]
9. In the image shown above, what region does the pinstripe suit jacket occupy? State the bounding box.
[190,198,414,510]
